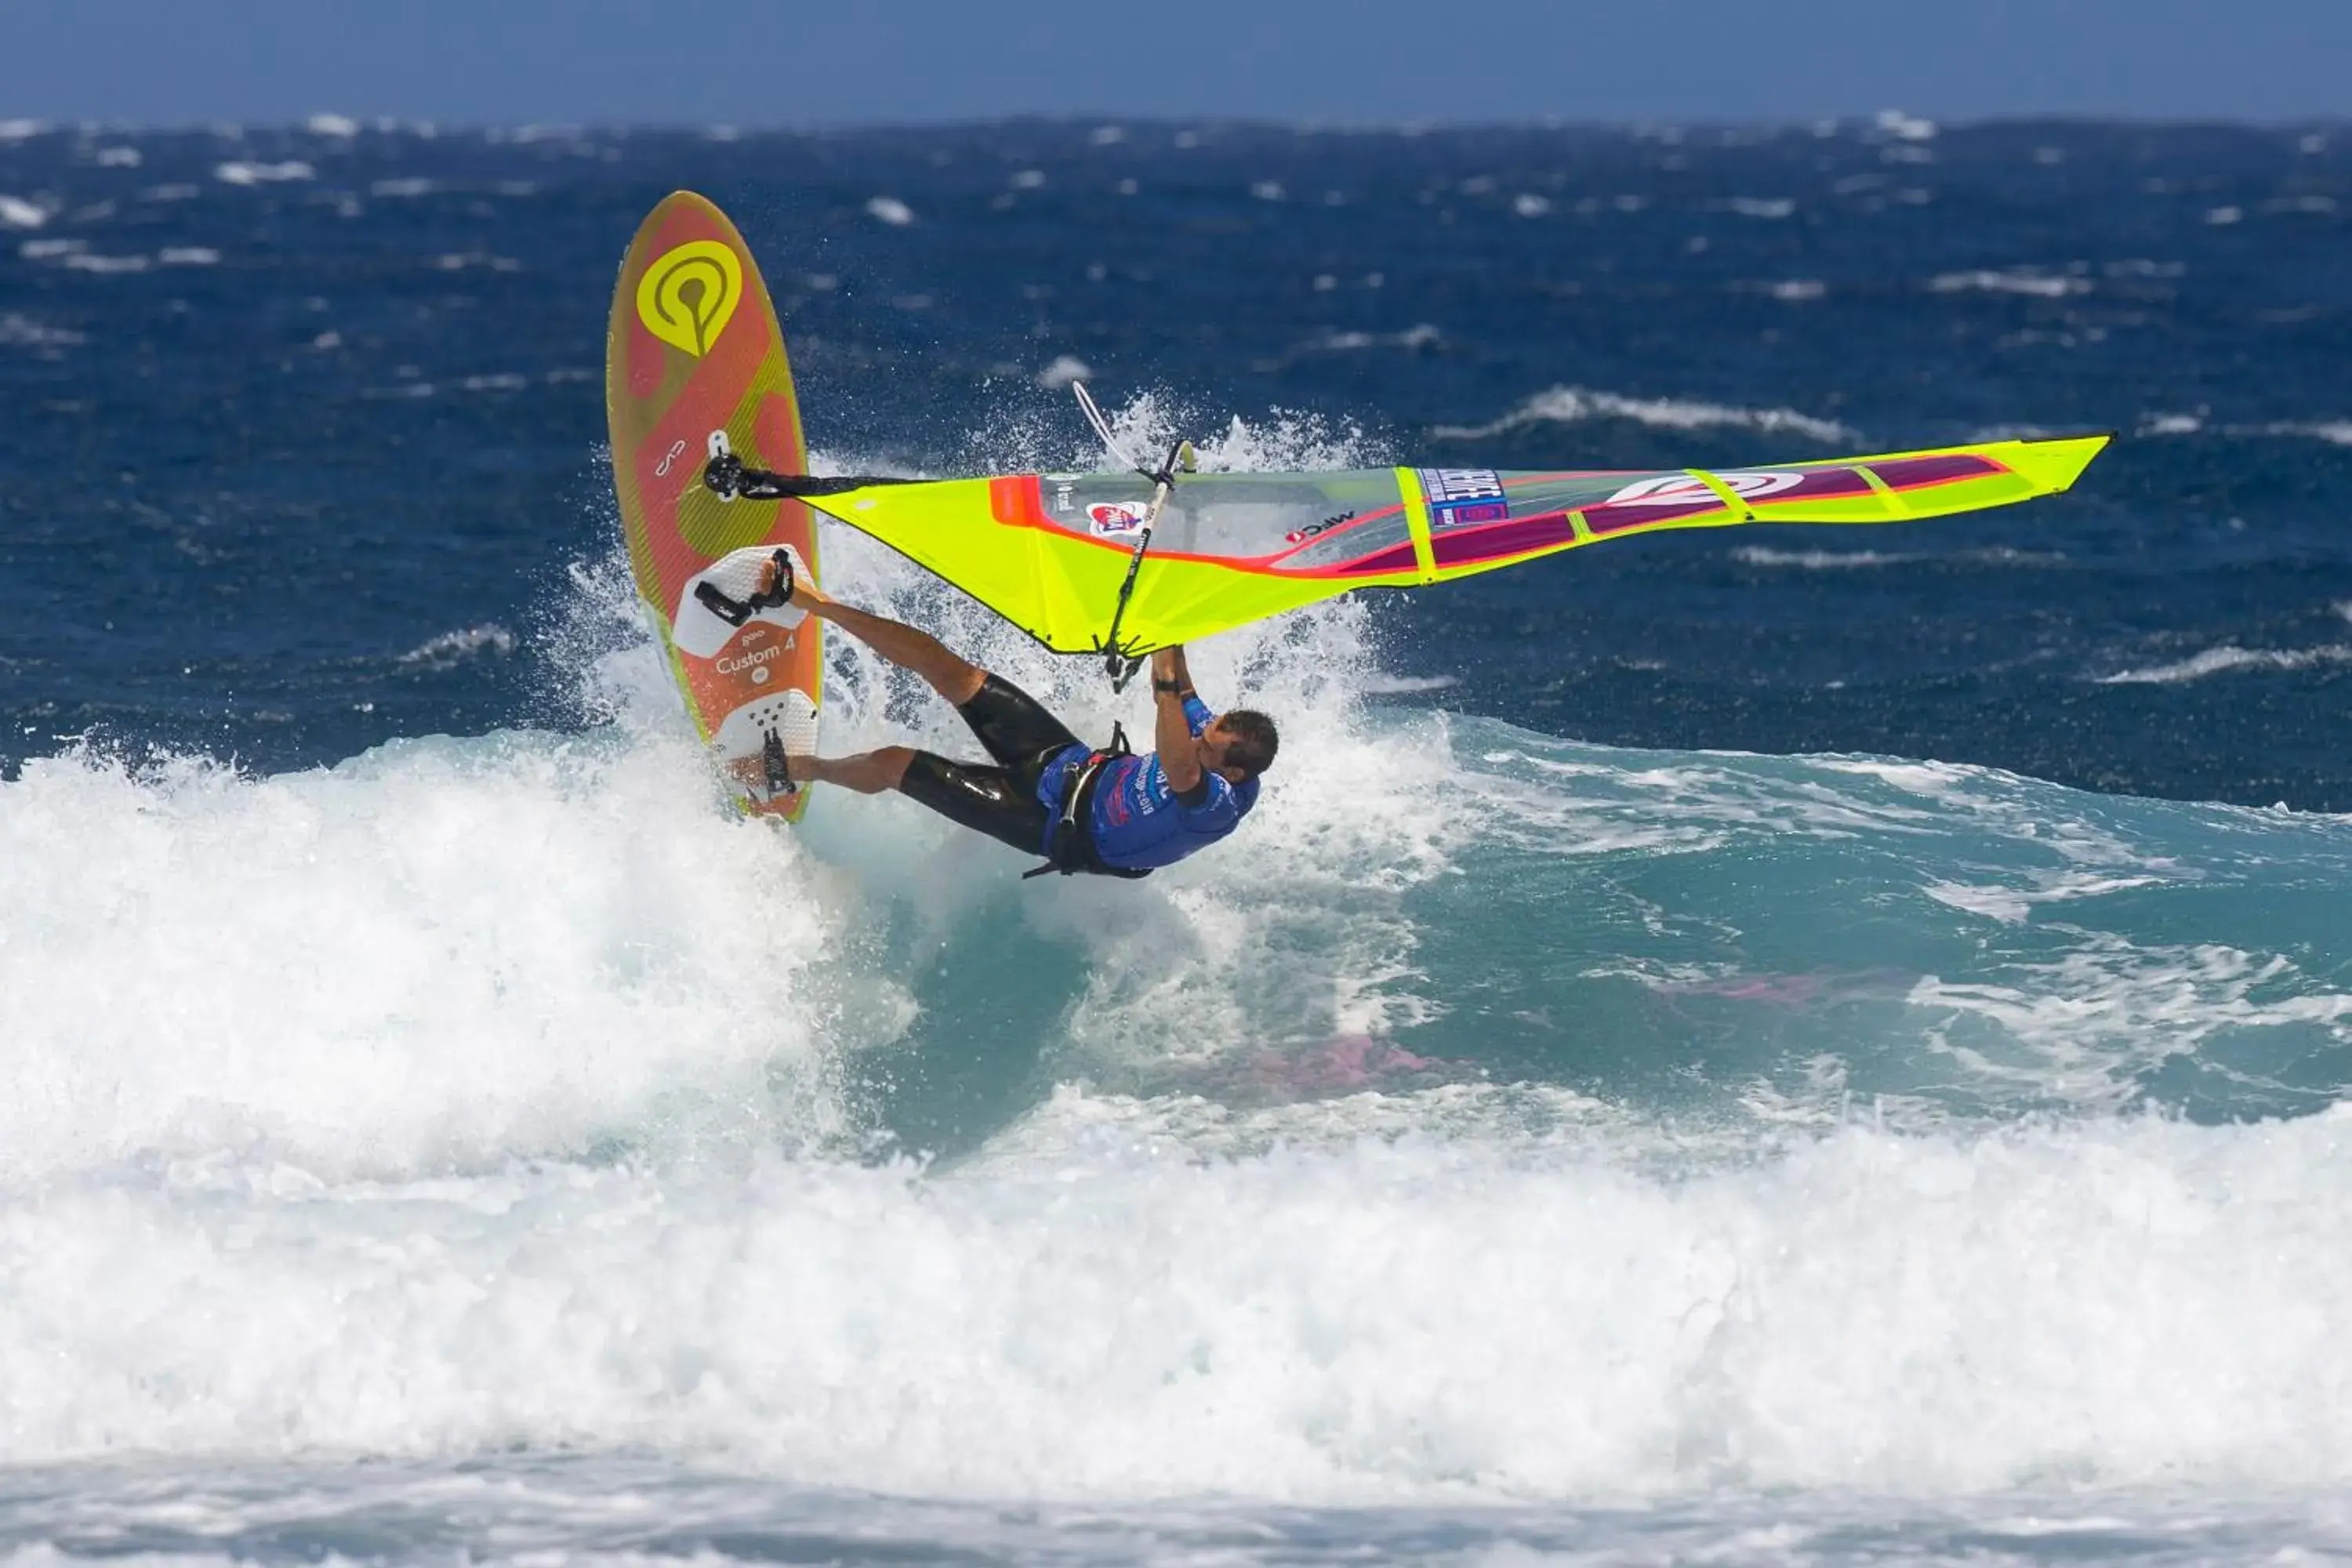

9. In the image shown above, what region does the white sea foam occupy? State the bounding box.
[0,194,49,229]
[1434,387,1856,445]
[2099,644,2352,684]
[5,1094,2352,1501]
[60,252,149,274]
[864,195,914,226]
[2140,414,2352,447]
[1929,269,2091,299]
[214,161,315,185]
[1909,935,2352,1102]
[1875,109,1937,141]
[0,313,84,349]
[2259,420,2352,447]
[0,739,864,1185]
[1733,546,1914,569]
[397,625,517,666]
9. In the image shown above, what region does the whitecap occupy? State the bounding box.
[2258,421,2352,447]
[159,247,220,267]
[0,313,84,349]
[2099,645,2352,684]
[0,194,49,230]
[62,253,149,274]
[397,625,516,666]
[1434,385,1857,445]
[1929,269,2090,299]
[305,113,359,138]
[865,195,914,226]
[214,160,314,185]
[1733,546,1915,569]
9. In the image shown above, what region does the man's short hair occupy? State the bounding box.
[1219,709,1279,778]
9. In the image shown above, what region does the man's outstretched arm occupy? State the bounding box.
[1151,645,1205,797]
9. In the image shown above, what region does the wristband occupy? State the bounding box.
[1152,679,1185,695]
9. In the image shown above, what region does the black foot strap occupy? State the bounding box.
[694,549,795,627]
[761,728,796,797]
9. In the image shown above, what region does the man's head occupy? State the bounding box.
[1199,709,1279,786]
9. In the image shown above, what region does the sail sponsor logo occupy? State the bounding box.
[1286,510,1355,543]
[1417,467,1511,530]
[1605,470,1803,507]
[1087,501,1151,535]
[636,238,743,358]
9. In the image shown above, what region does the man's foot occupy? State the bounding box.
[728,739,813,798]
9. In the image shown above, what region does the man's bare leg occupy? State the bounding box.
[792,746,913,794]
[766,561,985,706]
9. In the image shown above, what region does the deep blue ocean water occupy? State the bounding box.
[5,115,2352,1565]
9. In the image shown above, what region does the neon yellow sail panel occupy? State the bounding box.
[802,434,2110,655]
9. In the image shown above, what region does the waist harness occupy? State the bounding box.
[1024,723,1152,881]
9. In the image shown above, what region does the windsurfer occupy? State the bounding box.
[753,555,1276,878]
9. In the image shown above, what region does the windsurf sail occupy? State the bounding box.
[765,433,2111,658]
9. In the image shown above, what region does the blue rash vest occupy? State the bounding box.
[1034,695,1259,872]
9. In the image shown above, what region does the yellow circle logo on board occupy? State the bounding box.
[636,239,742,358]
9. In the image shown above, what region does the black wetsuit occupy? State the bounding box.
[897,675,1084,858]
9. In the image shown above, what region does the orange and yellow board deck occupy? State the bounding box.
[605,191,819,820]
